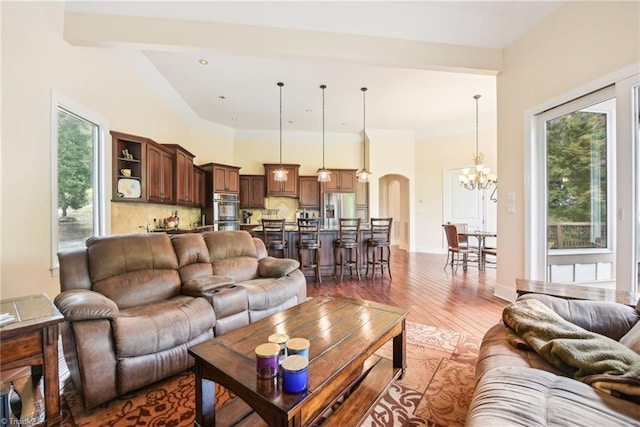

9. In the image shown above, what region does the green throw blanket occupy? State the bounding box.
[503,298,640,401]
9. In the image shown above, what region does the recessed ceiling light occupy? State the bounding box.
[288,120,294,124]
[198,59,208,65]
[305,109,312,113]
[230,117,238,121]
[218,95,226,100]
[342,122,348,126]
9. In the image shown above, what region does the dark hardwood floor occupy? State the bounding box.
[306,248,508,338]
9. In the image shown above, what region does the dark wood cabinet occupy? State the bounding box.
[111,131,148,202]
[299,176,320,208]
[147,142,174,204]
[264,164,300,197]
[193,166,206,208]
[240,175,266,208]
[202,163,240,194]
[164,144,196,206]
[322,169,356,193]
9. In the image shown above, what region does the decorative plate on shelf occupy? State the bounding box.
[117,178,141,198]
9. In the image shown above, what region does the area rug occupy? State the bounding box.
[56,322,480,426]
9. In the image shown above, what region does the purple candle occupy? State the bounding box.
[255,343,280,379]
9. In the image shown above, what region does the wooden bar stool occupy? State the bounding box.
[334,218,361,281]
[366,218,393,280]
[297,217,322,282]
[261,218,287,258]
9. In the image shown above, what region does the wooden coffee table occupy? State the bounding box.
[189,295,408,426]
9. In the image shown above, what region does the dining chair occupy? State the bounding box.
[261,218,287,258]
[442,223,477,272]
[481,247,497,271]
[451,222,478,250]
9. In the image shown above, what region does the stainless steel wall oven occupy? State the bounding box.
[213,193,239,230]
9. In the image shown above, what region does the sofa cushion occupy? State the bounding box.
[87,233,181,308]
[621,321,640,354]
[171,234,213,283]
[204,231,260,282]
[466,366,640,427]
[237,277,301,311]
[258,257,300,277]
[113,296,214,358]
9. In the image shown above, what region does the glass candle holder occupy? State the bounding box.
[286,337,310,358]
[282,355,308,394]
[255,343,280,379]
[268,333,289,365]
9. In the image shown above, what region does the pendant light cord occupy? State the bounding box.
[278,82,284,166]
[321,84,326,169]
[362,87,367,167]
[474,94,480,162]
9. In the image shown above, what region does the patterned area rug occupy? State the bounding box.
[56,322,480,426]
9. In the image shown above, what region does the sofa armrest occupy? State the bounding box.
[258,257,300,278]
[517,293,640,340]
[54,289,119,321]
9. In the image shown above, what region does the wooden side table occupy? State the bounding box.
[0,294,63,426]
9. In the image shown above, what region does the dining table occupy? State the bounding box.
[457,230,497,270]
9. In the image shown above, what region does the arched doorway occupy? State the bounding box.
[378,174,410,250]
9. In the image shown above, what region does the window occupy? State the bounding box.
[52,99,108,272]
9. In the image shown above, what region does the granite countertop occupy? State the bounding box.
[252,224,371,232]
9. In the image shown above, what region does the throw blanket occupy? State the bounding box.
[503,298,640,401]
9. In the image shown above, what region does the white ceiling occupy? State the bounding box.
[65,1,566,140]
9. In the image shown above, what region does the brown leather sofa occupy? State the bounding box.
[466,293,640,426]
[55,230,306,410]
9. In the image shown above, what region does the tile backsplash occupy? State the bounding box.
[241,197,319,225]
[111,202,203,234]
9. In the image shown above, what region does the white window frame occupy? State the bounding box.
[524,64,639,292]
[50,93,110,275]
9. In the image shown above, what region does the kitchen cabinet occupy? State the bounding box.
[356,180,369,221]
[199,163,241,195]
[264,164,300,197]
[111,131,148,202]
[298,176,320,208]
[192,166,205,208]
[147,142,174,204]
[322,169,356,193]
[240,175,266,208]
[164,144,195,206]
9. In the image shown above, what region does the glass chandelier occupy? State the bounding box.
[273,82,288,182]
[316,84,331,182]
[459,94,497,190]
[356,87,372,183]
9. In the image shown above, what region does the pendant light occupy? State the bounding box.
[316,84,331,182]
[459,94,497,190]
[273,82,288,182]
[356,87,372,183]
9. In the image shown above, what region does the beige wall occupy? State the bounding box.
[496,1,640,297]
[414,129,497,253]
[0,2,233,299]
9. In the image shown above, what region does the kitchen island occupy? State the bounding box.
[250,223,373,278]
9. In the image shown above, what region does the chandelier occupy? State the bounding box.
[273,82,288,182]
[316,84,331,182]
[459,94,497,190]
[356,87,372,183]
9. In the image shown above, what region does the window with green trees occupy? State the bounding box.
[57,107,97,252]
[546,109,608,249]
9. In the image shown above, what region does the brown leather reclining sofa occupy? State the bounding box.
[466,293,640,426]
[54,230,306,410]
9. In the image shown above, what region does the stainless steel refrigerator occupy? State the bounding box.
[323,193,357,227]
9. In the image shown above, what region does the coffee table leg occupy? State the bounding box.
[194,361,216,427]
[393,319,407,379]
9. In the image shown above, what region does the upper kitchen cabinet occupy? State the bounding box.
[111,131,148,202]
[240,175,266,209]
[147,142,174,205]
[199,163,241,194]
[163,144,195,206]
[264,164,300,197]
[298,176,320,209]
[192,166,205,208]
[322,169,356,193]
